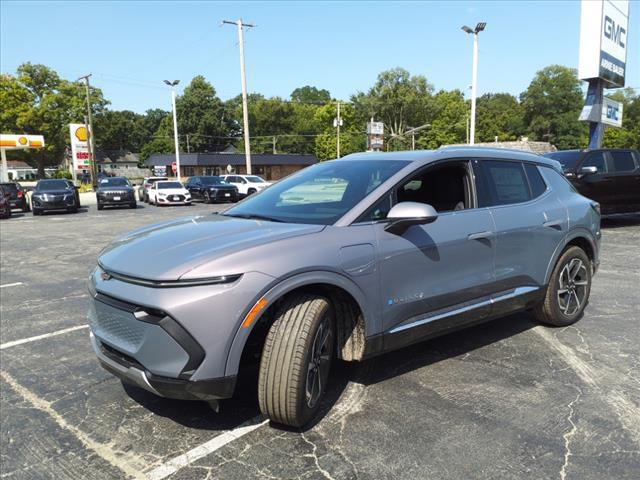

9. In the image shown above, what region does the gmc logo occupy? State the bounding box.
[604,16,626,48]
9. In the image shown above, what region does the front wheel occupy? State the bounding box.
[258,294,334,428]
[203,191,211,204]
[130,201,137,209]
[532,246,591,327]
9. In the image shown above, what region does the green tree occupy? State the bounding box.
[290,86,331,104]
[475,93,524,142]
[520,65,587,149]
[0,63,108,175]
[176,75,230,152]
[314,102,364,160]
[352,68,434,140]
[417,90,467,149]
[138,115,174,165]
[95,110,142,151]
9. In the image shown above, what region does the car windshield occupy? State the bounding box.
[0,183,18,192]
[148,177,167,184]
[200,177,226,185]
[246,176,266,183]
[157,182,183,189]
[36,180,71,191]
[99,178,129,187]
[224,159,409,225]
[544,151,582,170]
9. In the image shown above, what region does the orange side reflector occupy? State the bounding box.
[242,298,268,328]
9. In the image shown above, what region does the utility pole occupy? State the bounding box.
[333,101,342,158]
[223,18,255,174]
[163,80,181,181]
[78,74,98,186]
[272,136,277,155]
[186,134,190,154]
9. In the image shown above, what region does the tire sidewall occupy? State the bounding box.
[294,300,335,425]
[548,247,592,325]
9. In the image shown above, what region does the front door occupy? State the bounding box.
[373,160,496,345]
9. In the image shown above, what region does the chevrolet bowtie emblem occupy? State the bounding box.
[101,271,112,281]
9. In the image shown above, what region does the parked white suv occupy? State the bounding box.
[220,175,272,197]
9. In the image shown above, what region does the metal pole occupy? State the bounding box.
[237,19,252,174]
[412,132,415,150]
[186,134,190,154]
[0,148,7,183]
[273,136,276,154]
[80,75,98,186]
[170,87,181,181]
[336,101,341,158]
[470,33,478,145]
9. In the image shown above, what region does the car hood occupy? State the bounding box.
[33,189,73,195]
[99,214,324,280]
[156,188,188,195]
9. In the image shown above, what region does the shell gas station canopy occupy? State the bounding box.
[0,134,45,182]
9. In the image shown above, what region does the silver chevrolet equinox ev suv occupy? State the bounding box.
[89,148,601,427]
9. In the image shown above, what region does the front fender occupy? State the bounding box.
[223,270,376,377]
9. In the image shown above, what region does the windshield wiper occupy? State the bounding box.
[224,213,285,223]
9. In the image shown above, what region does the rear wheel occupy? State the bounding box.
[532,246,591,327]
[258,294,334,427]
[97,202,104,211]
[130,201,137,209]
[247,188,257,196]
[203,191,211,204]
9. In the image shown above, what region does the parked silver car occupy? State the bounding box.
[88,148,601,427]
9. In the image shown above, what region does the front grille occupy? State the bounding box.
[88,298,146,351]
[166,194,185,201]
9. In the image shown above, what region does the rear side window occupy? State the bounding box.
[524,164,547,198]
[609,151,637,172]
[482,161,531,206]
[582,152,607,173]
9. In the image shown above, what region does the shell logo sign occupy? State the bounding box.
[69,123,92,171]
[0,134,45,149]
[74,126,88,142]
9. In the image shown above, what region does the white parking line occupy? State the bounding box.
[146,416,269,480]
[0,325,89,350]
[0,282,24,289]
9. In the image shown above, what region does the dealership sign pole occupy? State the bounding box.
[578,0,629,148]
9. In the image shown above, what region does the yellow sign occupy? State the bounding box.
[75,126,88,142]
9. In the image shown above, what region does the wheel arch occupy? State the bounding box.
[544,228,598,285]
[224,271,374,377]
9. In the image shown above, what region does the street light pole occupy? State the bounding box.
[462,22,486,146]
[78,74,97,185]
[224,19,255,175]
[164,79,181,181]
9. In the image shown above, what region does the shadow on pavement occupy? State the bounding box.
[601,213,640,229]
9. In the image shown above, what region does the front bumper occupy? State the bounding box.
[91,332,236,400]
[156,195,191,204]
[97,192,136,205]
[32,195,75,210]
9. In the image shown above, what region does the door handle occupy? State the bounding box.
[543,220,563,230]
[468,231,493,241]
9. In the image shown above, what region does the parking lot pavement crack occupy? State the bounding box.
[0,370,147,480]
[560,387,582,480]
[300,432,336,480]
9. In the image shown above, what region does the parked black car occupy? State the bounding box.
[31,179,79,215]
[0,182,30,212]
[96,177,137,210]
[544,149,640,215]
[0,190,11,219]
[185,176,239,203]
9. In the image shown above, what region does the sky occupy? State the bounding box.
[1,1,639,113]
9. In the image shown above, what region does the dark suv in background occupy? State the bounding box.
[544,149,640,215]
[96,177,137,210]
[185,176,239,203]
[0,182,30,212]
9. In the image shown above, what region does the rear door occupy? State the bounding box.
[607,150,640,210]
[476,159,565,314]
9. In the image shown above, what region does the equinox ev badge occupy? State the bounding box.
[387,292,425,306]
[100,271,112,281]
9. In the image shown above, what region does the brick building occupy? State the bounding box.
[145,153,318,180]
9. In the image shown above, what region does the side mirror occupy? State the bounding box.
[579,166,598,176]
[384,202,438,234]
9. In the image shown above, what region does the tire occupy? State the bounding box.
[532,246,591,327]
[247,188,257,196]
[32,208,41,216]
[130,201,137,209]
[258,294,335,427]
[144,194,149,203]
[22,202,30,213]
[68,206,79,214]
[203,191,211,204]
[97,202,104,211]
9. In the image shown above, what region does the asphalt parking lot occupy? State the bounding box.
[1,204,639,480]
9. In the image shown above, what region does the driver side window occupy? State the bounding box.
[582,152,607,173]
